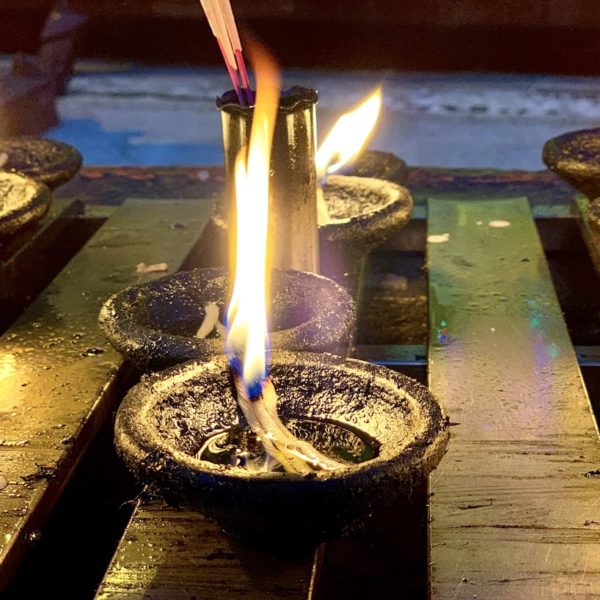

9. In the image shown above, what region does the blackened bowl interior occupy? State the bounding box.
[115,351,449,547]
[99,267,355,371]
[320,174,413,246]
[0,171,52,238]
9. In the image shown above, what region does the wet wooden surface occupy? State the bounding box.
[427,197,600,598]
[95,499,314,600]
[0,166,595,597]
[0,198,212,591]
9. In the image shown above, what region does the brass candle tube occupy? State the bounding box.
[217,86,319,273]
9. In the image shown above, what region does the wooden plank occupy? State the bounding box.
[96,499,314,600]
[427,197,600,598]
[0,198,212,591]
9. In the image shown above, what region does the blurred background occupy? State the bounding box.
[3,0,600,169]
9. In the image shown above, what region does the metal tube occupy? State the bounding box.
[217,86,320,273]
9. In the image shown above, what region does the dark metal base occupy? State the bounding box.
[114,351,449,549]
[99,267,355,371]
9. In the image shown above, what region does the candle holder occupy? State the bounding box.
[218,86,320,273]
[0,138,82,189]
[319,174,412,290]
[114,350,449,548]
[99,267,355,371]
[543,128,600,199]
[349,149,408,185]
[0,171,52,238]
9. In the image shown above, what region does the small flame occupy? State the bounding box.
[225,45,280,399]
[315,87,382,179]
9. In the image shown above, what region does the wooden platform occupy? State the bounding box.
[0,165,599,598]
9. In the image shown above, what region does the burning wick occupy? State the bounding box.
[315,87,383,225]
[225,44,342,474]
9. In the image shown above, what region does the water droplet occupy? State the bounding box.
[82,347,104,357]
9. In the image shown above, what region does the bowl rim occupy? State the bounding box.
[99,267,355,366]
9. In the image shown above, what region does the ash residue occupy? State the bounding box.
[324,176,398,221]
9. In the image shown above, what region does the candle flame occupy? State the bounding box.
[225,44,280,399]
[316,87,382,179]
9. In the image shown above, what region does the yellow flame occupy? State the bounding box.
[226,45,280,396]
[315,87,382,178]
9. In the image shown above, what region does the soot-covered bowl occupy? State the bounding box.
[347,149,408,185]
[543,128,600,198]
[0,171,51,238]
[0,137,82,189]
[319,174,413,287]
[99,267,355,371]
[114,350,450,547]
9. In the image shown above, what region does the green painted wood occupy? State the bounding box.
[427,197,600,598]
[95,499,314,600]
[0,198,212,591]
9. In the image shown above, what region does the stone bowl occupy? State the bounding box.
[0,171,52,238]
[99,267,355,372]
[542,128,600,199]
[348,149,408,185]
[0,137,82,189]
[319,175,413,289]
[115,350,449,548]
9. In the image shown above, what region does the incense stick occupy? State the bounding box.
[198,0,252,105]
[218,0,254,104]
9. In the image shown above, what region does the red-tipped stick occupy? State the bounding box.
[235,49,254,105]
[217,37,244,103]
[218,0,253,104]
[199,0,245,104]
